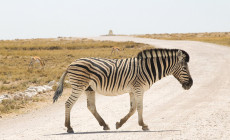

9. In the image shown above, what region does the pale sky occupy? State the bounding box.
[0,0,230,39]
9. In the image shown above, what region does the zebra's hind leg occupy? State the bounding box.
[116,92,136,129]
[134,88,149,131]
[85,87,110,130]
[65,87,83,133]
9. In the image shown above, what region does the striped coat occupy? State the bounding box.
[53,48,193,133]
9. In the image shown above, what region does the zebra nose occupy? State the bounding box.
[182,78,193,90]
[189,78,193,87]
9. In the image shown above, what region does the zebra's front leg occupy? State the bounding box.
[65,88,82,133]
[134,89,149,131]
[116,92,136,129]
[86,90,110,130]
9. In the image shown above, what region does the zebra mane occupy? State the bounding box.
[136,48,190,62]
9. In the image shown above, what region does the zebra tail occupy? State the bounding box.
[53,71,68,103]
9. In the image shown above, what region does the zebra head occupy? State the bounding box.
[172,50,193,90]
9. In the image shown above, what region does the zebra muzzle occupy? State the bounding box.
[182,78,193,90]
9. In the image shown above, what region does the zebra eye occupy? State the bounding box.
[182,67,187,71]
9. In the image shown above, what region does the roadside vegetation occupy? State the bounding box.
[0,37,152,114]
[0,96,44,114]
[136,32,230,47]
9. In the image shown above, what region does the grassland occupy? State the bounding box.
[0,37,153,114]
[0,37,152,94]
[136,32,230,47]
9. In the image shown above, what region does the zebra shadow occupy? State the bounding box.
[50,130,181,135]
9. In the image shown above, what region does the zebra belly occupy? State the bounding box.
[89,81,131,96]
[94,88,130,96]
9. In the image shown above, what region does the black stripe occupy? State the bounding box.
[80,59,108,76]
[141,59,150,85]
[68,70,98,87]
[68,71,89,79]
[70,83,84,87]
[150,52,156,82]
[127,58,136,85]
[69,77,88,83]
[123,58,132,89]
[117,59,128,89]
[91,58,112,70]
[138,61,145,81]
[165,51,171,74]
[70,64,101,87]
[161,51,166,77]
[106,64,116,91]
[67,99,73,104]
[111,59,123,91]
[142,51,151,84]
[68,69,88,75]
[91,58,112,88]
[145,57,153,84]
[105,70,112,91]
[169,51,174,75]
[70,94,79,99]
[156,51,162,80]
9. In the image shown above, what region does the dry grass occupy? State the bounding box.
[0,97,44,114]
[136,32,230,47]
[0,91,53,115]
[0,99,26,114]
[0,37,151,94]
[0,37,153,114]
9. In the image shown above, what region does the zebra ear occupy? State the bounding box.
[177,50,183,61]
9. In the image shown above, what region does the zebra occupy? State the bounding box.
[53,48,193,133]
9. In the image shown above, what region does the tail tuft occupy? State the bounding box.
[53,71,67,103]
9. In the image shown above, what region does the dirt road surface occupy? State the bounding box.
[1,36,230,140]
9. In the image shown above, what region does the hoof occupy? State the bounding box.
[116,122,121,129]
[67,128,74,133]
[103,124,110,130]
[142,125,149,131]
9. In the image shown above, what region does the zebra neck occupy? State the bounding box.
[138,56,178,85]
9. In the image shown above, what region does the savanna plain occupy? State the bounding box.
[0,38,150,114]
[0,32,230,139]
